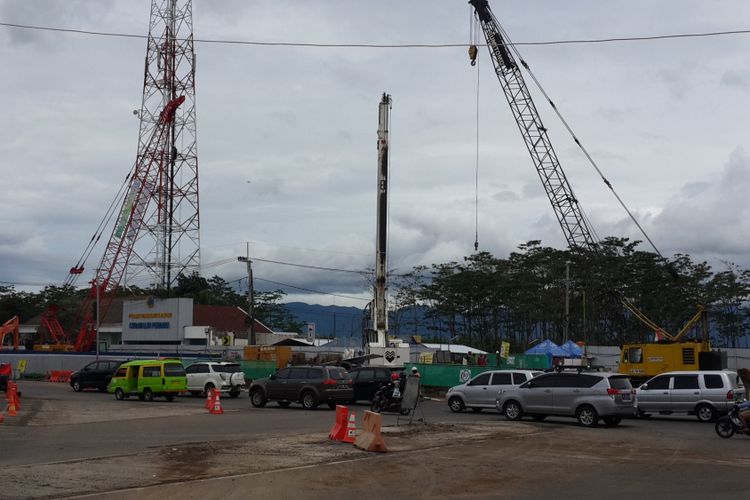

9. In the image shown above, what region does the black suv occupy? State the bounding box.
[349,366,393,402]
[70,359,125,392]
[249,365,353,410]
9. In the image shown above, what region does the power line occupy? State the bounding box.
[253,277,370,302]
[1,21,749,48]
[252,257,369,275]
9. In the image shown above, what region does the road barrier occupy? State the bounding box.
[46,370,74,383]
[328,405,349,442]
[354,411,387,453]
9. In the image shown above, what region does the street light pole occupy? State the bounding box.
[237,253,255,346]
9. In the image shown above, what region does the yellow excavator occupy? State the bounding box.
[619,304,712,383]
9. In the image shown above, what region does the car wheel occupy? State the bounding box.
[301,391,318,410]
[603,416,622,426]
[471,407,483,413]
[250,389,267,408]
[532,415,546,422]
[72,381,82,392]
[277,401,291,408]
[229,388,241,399]
[114,388,125,400]
[143,388,154,402]
[165,394,175,402]
[696,404,716,423]
[448,396,465,413]
[503,400,523,421]
[576,405,599,427]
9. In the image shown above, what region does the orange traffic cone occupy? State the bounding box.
[342,411,356,443]
[9,383,20,410]
[7,397,17,417]
[209,390,223,415]
[205,388,215,410]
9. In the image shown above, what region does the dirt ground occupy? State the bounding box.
[2,422,529,499]
[5,419,750,500]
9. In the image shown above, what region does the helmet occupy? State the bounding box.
[391,372,400,381]
[411,366,418,373]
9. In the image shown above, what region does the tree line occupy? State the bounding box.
[388,239,750,353]
[3,238,750,352]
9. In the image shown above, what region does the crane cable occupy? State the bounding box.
[471,10,480,252]
[495,21,668,263]
[65,168,132,287]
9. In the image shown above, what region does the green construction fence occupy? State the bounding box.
[404,354,550,388]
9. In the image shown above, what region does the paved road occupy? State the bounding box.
[2,380,749,499]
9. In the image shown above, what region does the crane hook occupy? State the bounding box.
[468,45,478,66]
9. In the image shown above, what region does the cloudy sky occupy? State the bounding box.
[2,0,750,308]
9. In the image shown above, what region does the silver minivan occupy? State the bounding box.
[446,370,543,412]
[635,370,744,422]
[496,371,635,427]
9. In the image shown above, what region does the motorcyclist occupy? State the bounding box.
[737,399,750,431]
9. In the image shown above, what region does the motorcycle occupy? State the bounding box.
[371,381,410,415]
[714,402,750,439]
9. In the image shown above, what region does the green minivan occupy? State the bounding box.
[108,359,187,401]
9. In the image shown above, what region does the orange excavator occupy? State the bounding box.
[0,316,20,350]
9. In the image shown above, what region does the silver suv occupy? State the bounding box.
[496,371,635,427]
[446,370,543,413]
[635,370,744,422]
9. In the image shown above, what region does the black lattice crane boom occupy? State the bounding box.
[467,1,710,375]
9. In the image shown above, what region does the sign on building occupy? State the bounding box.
[122,297,193,343]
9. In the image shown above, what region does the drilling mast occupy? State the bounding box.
[366,93,409,367]
[128,0,200,290]
[373,92,391,349]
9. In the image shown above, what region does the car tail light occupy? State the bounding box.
[607,388,620,395]
[323,378,337,385]
[727,390,735,401]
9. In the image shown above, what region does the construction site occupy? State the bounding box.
[2,2,750,497]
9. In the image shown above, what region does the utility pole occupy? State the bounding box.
[565,260,571,342]
[95,276,100,360]
[237,251,255,345]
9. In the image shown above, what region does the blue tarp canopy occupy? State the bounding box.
[560,340,583,358]
[524,339,568,357]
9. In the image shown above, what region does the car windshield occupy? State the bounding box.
[328,367,350,380]
[219,364,242,373]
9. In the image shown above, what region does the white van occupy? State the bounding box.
[635,370,744,422]
[447,370,543,413]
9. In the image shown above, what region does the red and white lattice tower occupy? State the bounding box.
[126,0,200,290]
